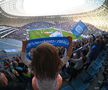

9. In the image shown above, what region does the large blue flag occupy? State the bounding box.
[71,20,88,37]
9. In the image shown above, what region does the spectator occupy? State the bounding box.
[85,38,101,67]
[31,37,73,90]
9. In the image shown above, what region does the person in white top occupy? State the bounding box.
[31,36,73,90]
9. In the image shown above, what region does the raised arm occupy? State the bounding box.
[67,36,73,58]
[21,40,29,65]
[61,36,73,66]
[22,40,28,53]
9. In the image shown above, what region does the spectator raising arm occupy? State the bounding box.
[21,40,30,65]
[67,36,73,58]
[61,36,73,67]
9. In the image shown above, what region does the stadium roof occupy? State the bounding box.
[0,0,106,16]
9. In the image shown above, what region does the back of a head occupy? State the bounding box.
[31,43,61,80]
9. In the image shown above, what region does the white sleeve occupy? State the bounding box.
[63,48,67,57]
[61,56,70,66]
[66,62,69,68]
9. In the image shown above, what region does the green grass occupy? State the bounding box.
[29,28,81,40]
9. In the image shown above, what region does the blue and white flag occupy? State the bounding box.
[71,20,88,37]
[25,37,70,60]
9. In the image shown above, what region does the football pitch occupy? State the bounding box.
[29,28,81,40]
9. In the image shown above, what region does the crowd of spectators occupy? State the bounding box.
[54,22,75,31]
[22,22,55,30]
[0,33,107,90]
[0,22,108,90]
[0,56,33,90]
[60,34,108,81]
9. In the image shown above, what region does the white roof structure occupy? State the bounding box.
[0,0,105,16]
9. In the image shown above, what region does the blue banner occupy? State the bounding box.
[26,37,69,60]
[71,20,88,37]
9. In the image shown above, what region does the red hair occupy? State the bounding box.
[31,43,61,79]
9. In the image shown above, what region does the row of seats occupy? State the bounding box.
[100,45,108,90]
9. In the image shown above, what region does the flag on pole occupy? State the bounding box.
[71,20,88,37]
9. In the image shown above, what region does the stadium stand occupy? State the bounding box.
[0,0,108,89]
[0,25,19,39]
[0,32,107,90]
[61,36,108,90]
[0,20,108,90]
[22,22,55,30]
[0,21,104,41]
[5,27,27,40]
